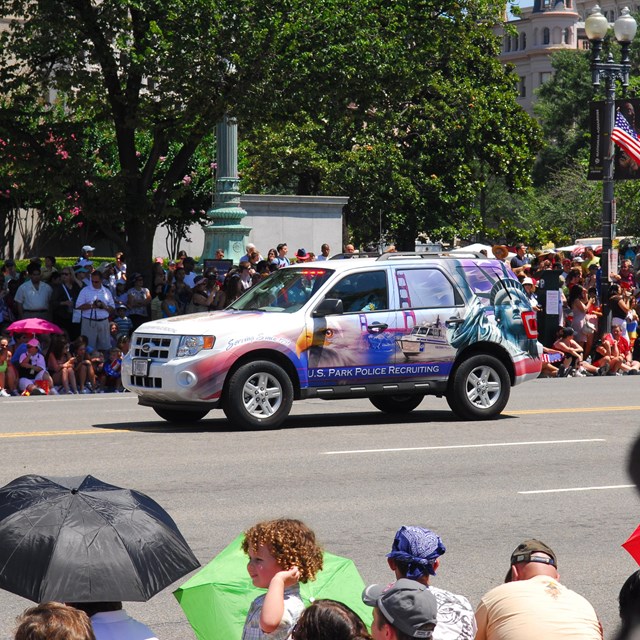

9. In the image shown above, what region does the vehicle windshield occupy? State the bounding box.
[228,267,334,313]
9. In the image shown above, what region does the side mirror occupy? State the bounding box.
[313,298,343,317]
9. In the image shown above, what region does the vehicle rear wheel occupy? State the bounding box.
[369,394,424,414]
[446,355,510,420]
[223,360,294,430]
[153,407,209,423]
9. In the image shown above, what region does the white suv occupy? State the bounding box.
[123,253,541,428]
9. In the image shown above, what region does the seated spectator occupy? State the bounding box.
[553,327,604,377]
[69,602,157,640]
[18,338,55,395]
[14,601,95,640]
[604,324,640,374]
[475,540,602,640]
[539,345,565,378]
[71,339,97,393]
[0,335,11,396]
[291,600,371,640]
[91,350,106,391]
[47,335,78,394]
[103,347,124,392]
[386,525,476,640]
[362,579,438,640]
[116,333,131,356]
[618,570,640,638]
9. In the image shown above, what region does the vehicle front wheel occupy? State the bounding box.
[153,407,209,423]
[223,360,294,430]
[369,394,424,414]
[446,355,510,420]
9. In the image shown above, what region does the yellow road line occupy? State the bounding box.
[511,406,640,415]
[0,429,124,439]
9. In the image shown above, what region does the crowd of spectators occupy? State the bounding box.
[0,242,331,396]
[492,242,640,378]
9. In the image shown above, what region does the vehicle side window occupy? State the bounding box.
[395,268,460,308]
[325,270,389,312]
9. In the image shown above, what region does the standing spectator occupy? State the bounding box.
[51,267,82,341]
[161,284,180,318]
[215,248,226,260]
[40,255,57,283]
[114,251,127,283]
[182,256,197,288]
[362,579,438,640]
[75,271,115,354]
[266,248,278,267]
[295,248,310,263]
[77,245,95,267]
[386,525,476,640]
[14,602,96,640]
[126,274,152,331]
[521,278,541,311]
[317,244,331,261]
[113,302,133,336]
[475,540,603,640]
[274,243,290,268]
[510,243,530,277]
[2,258,19,290]
[186,276,217,313]
[344,244,356,254]
[114,281,128,307]
[581,245,600,276]
[13,263,53,320]
[241,242,261,263]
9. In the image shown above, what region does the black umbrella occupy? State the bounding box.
[0,474,200,602]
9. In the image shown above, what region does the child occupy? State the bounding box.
[0,336,11,396]
[241,518,323,640]
[103,347,123,392]
[114,303,133,337]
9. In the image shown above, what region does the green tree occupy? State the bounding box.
[241,0,543,250]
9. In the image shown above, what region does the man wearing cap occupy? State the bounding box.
[386,526,475,640]
[475,539,603,640]
[363,578,438,640]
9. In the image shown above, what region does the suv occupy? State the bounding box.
[122,253,541,428]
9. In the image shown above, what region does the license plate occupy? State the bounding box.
[132,358,150,376]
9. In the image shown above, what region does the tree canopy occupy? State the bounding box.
[1,0,543,264]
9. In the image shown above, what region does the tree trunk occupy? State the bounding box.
[125,217,155,287]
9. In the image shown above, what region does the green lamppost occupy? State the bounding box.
[585,5,637,332]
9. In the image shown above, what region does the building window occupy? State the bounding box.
[543,27,550,44]
[519,77,527,98]
[520,32,527,49]
[563,27,570,44]
[513,35,519,51]
[540,71,552,84]
[505,35,511,52]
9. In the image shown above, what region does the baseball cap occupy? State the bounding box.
[522,277,534,285]
[510,539,557,567]
[573,256,584,263]
[81,245,95,253]
[27,338,40,348]
[362,579,437,638]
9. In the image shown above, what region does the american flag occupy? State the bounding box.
[611,110,640,165]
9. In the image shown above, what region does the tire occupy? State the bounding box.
[153,407,209,423]
[223,360,294,430]
[446,355,510,420]
[370,394,424,414]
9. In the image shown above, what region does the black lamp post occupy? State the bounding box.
[585,5,637,332]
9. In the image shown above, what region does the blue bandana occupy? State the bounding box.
[387,526,446,579]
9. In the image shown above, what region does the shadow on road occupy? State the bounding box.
[92,408,516,434]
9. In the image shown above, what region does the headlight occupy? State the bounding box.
[176,335,215,357]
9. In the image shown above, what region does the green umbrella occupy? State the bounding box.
[174,534,372,640]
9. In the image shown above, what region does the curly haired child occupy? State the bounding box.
[241,518,323,640]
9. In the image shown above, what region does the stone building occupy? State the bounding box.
[498,0,639,114]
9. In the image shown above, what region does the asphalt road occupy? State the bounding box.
[1,377,640,639]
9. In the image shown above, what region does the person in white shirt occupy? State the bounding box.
[13,264,53,320]
[70,602,158,640]
[75,271,115,353]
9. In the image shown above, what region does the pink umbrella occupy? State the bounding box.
[6,318,64,335]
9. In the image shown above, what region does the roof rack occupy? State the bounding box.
[376,251,488,260]
[328,252,380,260]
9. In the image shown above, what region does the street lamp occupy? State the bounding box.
[585,5,637,332]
